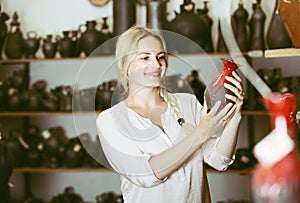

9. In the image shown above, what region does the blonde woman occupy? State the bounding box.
[96,26,244,203]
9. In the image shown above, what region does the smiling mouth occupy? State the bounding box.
[145,71,161,78]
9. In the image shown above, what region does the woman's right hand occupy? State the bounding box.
[196,98,234,141]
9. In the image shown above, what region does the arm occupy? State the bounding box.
[217,71,244,158]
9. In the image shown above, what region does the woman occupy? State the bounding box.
[96,26,244,203]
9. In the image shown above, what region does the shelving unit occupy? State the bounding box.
[1,51,299,202]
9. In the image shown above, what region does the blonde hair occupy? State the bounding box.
[115,26,194,134]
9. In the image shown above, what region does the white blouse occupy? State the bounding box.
[96,93,234,203]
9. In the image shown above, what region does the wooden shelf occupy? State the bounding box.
[264,48,300,58]
[13,167,252,175]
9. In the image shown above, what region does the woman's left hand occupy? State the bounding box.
[223,71,245,121]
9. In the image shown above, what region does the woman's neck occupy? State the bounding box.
[126,86,162,109]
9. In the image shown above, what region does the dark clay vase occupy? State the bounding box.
[70,30,81,57]
[80,20,102,57]
[231,1,249,52]
[196,1,214,52]
[24,31,41,58]
[0,80,8,111]
[146,0,168,29]
[217,20,228,53]
[113,0,136,36]
[0,7,9,59]
[4,129,25,167]
[4,12,25,59]
[0,134,13,203]
[267,0,293,49]
[95,17,115,56]
[57,31,75,58]
[42,34,57,58]
[167,0,209,53]
[249,0,266,51]
[64,137,85,168]
[96,82,112,110]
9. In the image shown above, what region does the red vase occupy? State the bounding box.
[251,92,300,203]
[204,58,239,111]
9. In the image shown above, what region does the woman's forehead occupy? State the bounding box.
[137,36,164,52]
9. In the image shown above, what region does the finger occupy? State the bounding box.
[222,104,237,121]
[225,93,244,104]
[217,102,233,118]
[224,83,244,99]
[201,96,208,113]
[232,71,242,82]
[209,100,222,115]
[225,76,243,91]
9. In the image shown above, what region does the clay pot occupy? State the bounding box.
[42,34,57,58]
[4,12,25,59]
[24,31,41,58]
[0,8,9,59]
[64,137,85,168]
[57,31,75,58]
[231,1,249,52]
[267,0,293,49]
[79,20,102,57]
[167,0,210,53]
[278,0,300,48]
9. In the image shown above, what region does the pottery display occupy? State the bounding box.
[57,31,76,58]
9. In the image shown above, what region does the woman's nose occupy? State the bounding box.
[149,56,161,66]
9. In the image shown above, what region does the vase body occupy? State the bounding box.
[113,0,136,36]
[146,0,168,29]
[231,1,249,52]
[167,0,209,53]
[0,134,13,203]
[249,1,266,51]
[204,58,238,111]
[42,34,57,58]
[4,12,25,59]
[267,0,293,49]
[57,31,75,58]
[278,0,300,48]
[217,20,228,53]
[80,20,102,57]
[24,31,40,58]
[0,11,9,59]
[196,1,213,52]
[251,93,300,203]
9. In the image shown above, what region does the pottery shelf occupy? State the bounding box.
[13,167,253,175]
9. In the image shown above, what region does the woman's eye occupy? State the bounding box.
[140,56,149,60]
[157,55,166,60]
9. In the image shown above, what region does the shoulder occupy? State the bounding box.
[96,102,124,128]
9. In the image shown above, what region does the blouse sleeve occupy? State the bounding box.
[96,110,167,188]
[201,137,235,171]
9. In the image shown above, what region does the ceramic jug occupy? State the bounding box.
[57,31,75,58]
[24,31,41,58]
[4,12,25,59]
[42,34,57,58]
[0,6,9,59]
[113,0,136,36]
[231,0,249,52]
[146,0,168,29]
[79,20,102,57]
[249,0,266,51]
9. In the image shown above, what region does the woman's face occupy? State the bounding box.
[127,36,167,89]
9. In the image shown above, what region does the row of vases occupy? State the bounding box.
[0,10,114,59]
[0,68,118,112]
[0,126,105,168]
[247,67,300,111]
